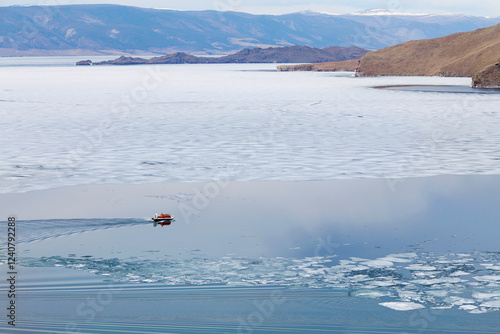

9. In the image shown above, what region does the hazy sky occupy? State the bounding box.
[1,0,499,17]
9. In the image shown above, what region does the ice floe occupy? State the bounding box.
[474,275,500,282]
[379,302,425,311]
[19,250,500,314]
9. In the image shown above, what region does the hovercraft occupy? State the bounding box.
[152,213,175,222]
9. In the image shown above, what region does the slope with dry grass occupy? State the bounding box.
[356,23,500,77]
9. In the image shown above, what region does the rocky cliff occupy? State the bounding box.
[472,63,500,88]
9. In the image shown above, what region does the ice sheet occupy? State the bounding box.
[1,64,500,194]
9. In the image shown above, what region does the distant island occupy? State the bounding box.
[279,23,500,89]
[76,45,369,66]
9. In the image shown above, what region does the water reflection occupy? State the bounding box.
[153,221,173,227]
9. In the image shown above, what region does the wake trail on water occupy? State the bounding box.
[0,218,147,245]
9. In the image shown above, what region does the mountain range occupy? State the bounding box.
[1,5,499,56]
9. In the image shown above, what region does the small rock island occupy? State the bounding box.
[76,60,92,66]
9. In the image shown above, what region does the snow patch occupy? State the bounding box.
[353,9,431,16]
[65,28,76,38]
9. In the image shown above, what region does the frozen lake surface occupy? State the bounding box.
[1,61,499,193]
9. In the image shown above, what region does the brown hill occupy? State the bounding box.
[277,59,359,72]
[356,23,500,77]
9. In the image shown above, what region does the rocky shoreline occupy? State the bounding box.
[277,59,359,72]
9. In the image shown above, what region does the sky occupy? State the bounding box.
[0,0,499,17]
